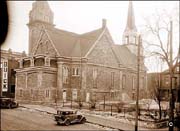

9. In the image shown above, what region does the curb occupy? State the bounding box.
[19,105,123,130]
[19,105,56,115]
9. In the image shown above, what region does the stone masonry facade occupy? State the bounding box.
[15,1,147,104]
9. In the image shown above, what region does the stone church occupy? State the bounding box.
[15,1,147,103]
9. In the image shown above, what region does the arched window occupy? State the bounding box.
[93,68,98,88]
[111,72,115,88]
[63,66,69,84]
[122,75,126,89]
[72,67,80,76]
[132,76,135,90]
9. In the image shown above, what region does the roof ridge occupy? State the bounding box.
[80,28,103,36]
[84,27,106,57]
[50,27,79,36]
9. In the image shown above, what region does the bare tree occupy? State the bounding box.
[143,8,179,69]
[154,73,162,120]
[142,4,179,121]
[148,72,162,120]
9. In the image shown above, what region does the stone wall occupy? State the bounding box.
[16,66,57,103]
[87,34,119,68]
[27,73,38,88]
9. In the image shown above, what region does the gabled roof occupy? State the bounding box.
[44,26,142,69]
[112,44,137,68]
[46,27,103,57]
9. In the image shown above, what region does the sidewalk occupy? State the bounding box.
[20,104,168,131]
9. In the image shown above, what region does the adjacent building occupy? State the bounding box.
[0,49,25,97]
[147,62,180,102]
[15,1,147,104]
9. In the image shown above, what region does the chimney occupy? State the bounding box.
[102,19,107,28]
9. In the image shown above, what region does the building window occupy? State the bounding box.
[122,75,126,89]
[45,90,50,98]
[132,76,135,90]
[31,89,33,97]
[72,67,80,76]
[140,77,144,89]
[93,68,98,88]
[111,72,115,88]
[11,85,15,93]
[63,66,69,84]
[20,89,23,97]
[164,76,169,85]
[125,36,129,44]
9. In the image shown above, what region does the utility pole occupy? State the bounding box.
[135,34,141,131]
[169,20,174,131]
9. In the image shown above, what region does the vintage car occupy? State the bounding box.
[54,109,86,125]
[0,97,19,109]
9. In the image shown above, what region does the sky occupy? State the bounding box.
[1,1,179,72]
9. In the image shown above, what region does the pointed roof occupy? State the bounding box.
[46,27,103,57]
[124,1,137,32]
[112,45,137,68]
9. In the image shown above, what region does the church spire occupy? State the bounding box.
[124,1,137,32]
[122,1,140,56]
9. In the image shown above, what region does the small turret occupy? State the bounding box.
[29,1,54,25]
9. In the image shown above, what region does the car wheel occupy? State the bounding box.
[8,104,12,109]
[57,122,60,125]
[65,119,70,126]
[80,117,86,124]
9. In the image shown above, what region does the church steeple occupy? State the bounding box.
[124,1,137,32]
[29,1,54,25]
[28,1,54,55]
[122,1,139,56]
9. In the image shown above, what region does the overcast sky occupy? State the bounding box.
[1,1,179,72]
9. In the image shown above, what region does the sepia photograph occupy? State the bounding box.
[0,1,179,131]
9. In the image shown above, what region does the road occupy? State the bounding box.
[1,108,104,131]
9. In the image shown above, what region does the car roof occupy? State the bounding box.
[57,108,76,112]
[0,97,11,99]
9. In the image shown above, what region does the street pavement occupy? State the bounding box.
[19,104,168,131]
[1,108,105,130]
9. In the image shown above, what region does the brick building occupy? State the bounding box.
[0,49,25,98]
[147,62,180,102]
[15,1,147,104]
